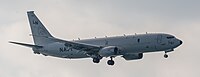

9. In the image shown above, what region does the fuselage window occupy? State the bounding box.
[137,39,140,43]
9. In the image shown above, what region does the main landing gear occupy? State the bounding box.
[93,58,100,63]
[107,57,115,66]
[92,56,115,66]
[92,55,102,63]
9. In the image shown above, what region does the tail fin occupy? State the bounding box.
[27,11,54,45]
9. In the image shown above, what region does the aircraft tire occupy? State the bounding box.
[164,54,168,58]
[93,58,100,63]
[107,60,115,65]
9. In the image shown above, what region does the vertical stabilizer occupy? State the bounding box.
[27,11,54,45]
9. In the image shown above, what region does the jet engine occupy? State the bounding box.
[122,53,143,60]
[99,46,119,57]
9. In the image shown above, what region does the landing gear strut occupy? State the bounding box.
[164,49,174,58]
[107,57,115,66]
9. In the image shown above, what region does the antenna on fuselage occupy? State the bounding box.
[29,34,32,36]
[124,34,128,39]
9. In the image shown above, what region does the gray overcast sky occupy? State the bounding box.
[0,0,200,77]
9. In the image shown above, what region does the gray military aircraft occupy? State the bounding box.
[10,11,183,65]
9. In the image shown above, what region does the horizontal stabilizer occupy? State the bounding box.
[9,41,43,48]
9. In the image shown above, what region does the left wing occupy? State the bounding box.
[9,41,43,48]
[52,37,103,55]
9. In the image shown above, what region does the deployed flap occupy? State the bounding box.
[9,41,43,48]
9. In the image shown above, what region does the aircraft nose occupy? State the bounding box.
[179,40,183,45]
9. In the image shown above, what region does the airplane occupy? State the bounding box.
[9,11,183,66]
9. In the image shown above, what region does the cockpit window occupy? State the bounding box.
[167,36,175,39]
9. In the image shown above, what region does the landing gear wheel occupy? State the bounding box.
[164,54,168,58]
[107,60,115,65]
[93,58,100,63]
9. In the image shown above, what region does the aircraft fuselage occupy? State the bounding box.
[10,11,183,65]
[37,33,182,59]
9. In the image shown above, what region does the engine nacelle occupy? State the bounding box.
[122,53,143,60]
[99,46,119,57]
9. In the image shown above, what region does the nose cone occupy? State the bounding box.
[179,40,183,45]
[174,39,183,48]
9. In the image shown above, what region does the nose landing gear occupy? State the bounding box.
[164,53,168,58]
[164,49,174,58]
